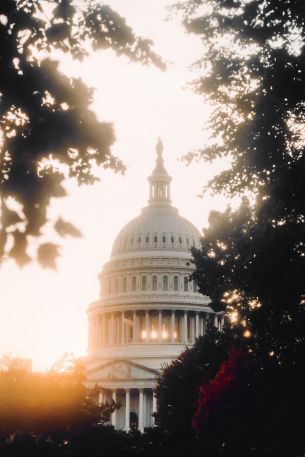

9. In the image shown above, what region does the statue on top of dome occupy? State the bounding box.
[156,137,163,158]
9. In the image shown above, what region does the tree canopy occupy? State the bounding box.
[0,0,164,268]
[155,325,236,435]
[153,2,305,454]
[172,0,305,360]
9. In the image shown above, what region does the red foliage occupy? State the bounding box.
[192,346,252,433]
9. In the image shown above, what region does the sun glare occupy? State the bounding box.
[0,0,231,370]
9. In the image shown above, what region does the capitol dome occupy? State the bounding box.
[111,205,201,257]
[85,140,221,432]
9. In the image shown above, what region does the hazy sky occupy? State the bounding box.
[0,0,232,369]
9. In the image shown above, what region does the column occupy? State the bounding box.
[100,315,104,345]
[97,316,100,346]
[104,314,108,344]
[195,312,200,338]
[202,313,207,335]
[152,390,157,426]
[98,388,104,405]
[190,316,196,343]
[145,311,150,342]
[111,389,117,428]
[183,311,188,343]
[112,313,116,343]
[121,311,125,344]
[99,315,103,345]
[158,310,162,342]
[171,310,175,342]
[139,388,144,432]
[133,310,137,342]
[125,389,130,432]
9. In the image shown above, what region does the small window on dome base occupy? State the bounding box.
[152,275,157,291]
[184,277,188,292]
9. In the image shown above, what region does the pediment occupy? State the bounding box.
[86,359,159,382]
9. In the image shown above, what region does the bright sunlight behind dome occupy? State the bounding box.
[0,0,230,370]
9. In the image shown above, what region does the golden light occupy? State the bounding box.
[151,329,158,340]
[229,310,239,324]
[162,330,169,340]
[243,329,251,338]
[0,0,232,370]
[249,299,262,309]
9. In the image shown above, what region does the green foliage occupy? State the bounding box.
[0,0,164,268]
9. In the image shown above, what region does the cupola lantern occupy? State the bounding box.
[148,138,172,205]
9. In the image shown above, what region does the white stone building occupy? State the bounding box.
[85,140,219,432]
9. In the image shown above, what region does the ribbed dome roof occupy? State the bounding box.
[111,205,201,256]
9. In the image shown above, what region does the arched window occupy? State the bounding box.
[142,275,147,291]
[138,236,141,243]
[174,276,179,291]
[184,276,188,292]
[193,280,198,292]
[152,275,157,291]
[154,235,158,243]
[145,235,149,243]
[162,235,166,243]
[123,277,127,292]
[163,275,168,291]
[171,236,174,243]
[132,276,136,292]
[115,278,119,293]
[179,236,182,244]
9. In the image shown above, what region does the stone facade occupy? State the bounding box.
[85,140,220,431]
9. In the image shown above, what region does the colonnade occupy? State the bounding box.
[89,309,223,349]
[99,387,156,432]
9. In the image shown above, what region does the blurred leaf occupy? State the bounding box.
[37,242,60,269]
[54,217,82,238]
[8,231,31,267]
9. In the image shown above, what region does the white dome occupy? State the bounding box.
[111,205,201,257]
